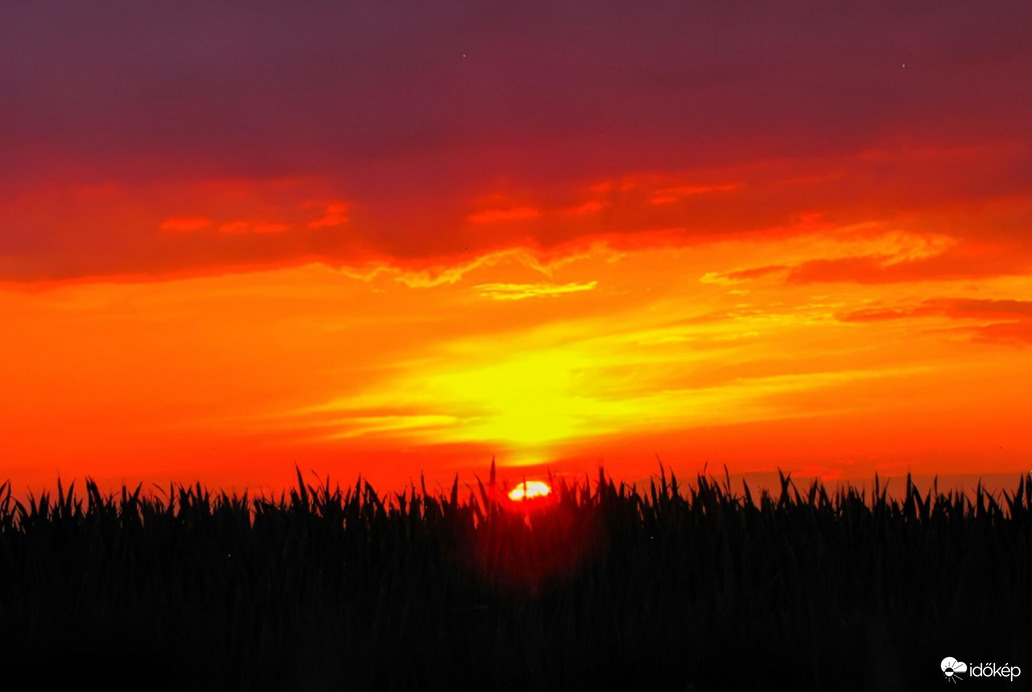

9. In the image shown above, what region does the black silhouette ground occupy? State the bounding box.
[1,467,1029,691]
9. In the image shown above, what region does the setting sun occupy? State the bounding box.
[508,481,552,502]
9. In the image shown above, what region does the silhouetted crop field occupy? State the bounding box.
[1,466,1029,691]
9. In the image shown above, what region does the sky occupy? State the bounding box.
[2,0,1031,495]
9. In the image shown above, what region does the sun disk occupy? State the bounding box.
[508,481,552,501]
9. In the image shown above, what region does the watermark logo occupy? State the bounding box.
[942,657,1022,683]
[942,658,967,683]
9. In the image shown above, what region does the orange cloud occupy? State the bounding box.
[475,281,598,300]
[970,321,1032,345]
[563,200,605,216]
[392,247,566,289]
[785,246,1031,284]
[700,265,789,285]
[218,221,293,234]
[467,207,541,224]
[841,298,1032,322]
[307,201,349,228]
[650,182,739,205]
[160,217,212,232]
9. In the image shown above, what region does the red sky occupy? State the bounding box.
[2,1,1031,495]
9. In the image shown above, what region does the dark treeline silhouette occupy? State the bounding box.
[1,465,1029,691]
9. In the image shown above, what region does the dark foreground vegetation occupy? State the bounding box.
[1,466,1030,691]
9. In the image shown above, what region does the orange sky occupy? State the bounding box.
[2,2,1031,495]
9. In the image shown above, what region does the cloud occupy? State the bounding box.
[787,245,1032,284]
[697,227,992,287]
[475,281,598,300]
[0,178,364,282]
[970,321,1032,345]
[218,221,293,234]
[836,306,931,322]
[307,202,349,229]
[936,298,1032,320]
[325,414,459,440]
[563,200,605,216]
[700,265,789,285]
[467,207,541,224]
[836,297,1032,346]
[392,247,570,289]
[160,217,212,232]
[839,298,1032,323]
[650,182,738,205]
[1,0,1031,282]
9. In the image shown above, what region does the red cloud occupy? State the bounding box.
[971,320,1032,345]
[307,202,349,229]
[467,207,541,224]
[837,298,1032,346]
[160,217,212,232]
[788,245,1032,285]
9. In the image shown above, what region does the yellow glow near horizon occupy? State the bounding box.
[5,228,1032,495]
[424,349,606,446]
